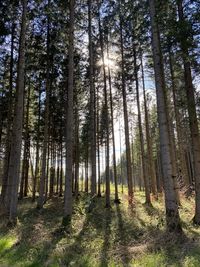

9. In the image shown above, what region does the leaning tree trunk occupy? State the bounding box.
[63,0,75,225]
[177,0,200,224]
[7,0,27,224]
[149,0,181,232]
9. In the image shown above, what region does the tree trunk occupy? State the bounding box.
[37,8,50,209]
[168,52,189,188]
[7,0,27,224]
[19,80,31,199]
[177,0,200,224]
[63,0,75,224]
[88,0,96,196]
[98,8,110,208]
[1,20,15,206]
[133,48,151,204]
[107,43,120,203]
[32,83,41,202]
[149,0,181,232]
[119,10,133,205]
[141,55,157,198]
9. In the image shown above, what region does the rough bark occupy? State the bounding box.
[149,0,181,232]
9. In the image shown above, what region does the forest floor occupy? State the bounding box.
[0,189,200,267]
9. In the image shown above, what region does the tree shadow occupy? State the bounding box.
[99,208,112,267]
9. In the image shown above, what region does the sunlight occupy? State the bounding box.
[98,54,118,71]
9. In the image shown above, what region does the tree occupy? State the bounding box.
[7,0,27,224]
[148,0,182,232]
[63,0,75,225]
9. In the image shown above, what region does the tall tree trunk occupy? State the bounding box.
[88,0,96,196]
[19,79,31,199]
[107,44,120,203]
[141,56,157,198]
[168,52,189,188]
[119,10,133,205]
[37,7,50,209]
[63,0,75,224]
[177,0,200,224]
[32,83,41,202]
[149,0,181,232]
[98,8,110,208]
[74,109,79,199]
[97,87,101,197]
[59,139,63,197]
[7,0,27,224]
[85,157,89,193]
[1,20,15,205]
[133,48,151,205]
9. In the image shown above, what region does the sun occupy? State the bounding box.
[98,55,117,71]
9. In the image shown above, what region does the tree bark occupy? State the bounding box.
[119,8,133,205]
[177,0,200,224]
[88,0,96,196]
[149,0,181,232]
[63,0,75,224]
[8,0,27,224]
[37,7,51,209]
[133,48,151,204]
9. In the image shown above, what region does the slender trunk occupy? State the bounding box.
[74,110,79,199]
[37,9,50,209]
[63,0,75,223]
[56,149,60,194]
[32,84,41,201]
[97,87,101,197]
[107,44,120,203]
[141,56,157,197]
[88,0,96,195]
[119,10,133,204]
[149,0,181,232]
[119,118,123,193]
[8,0,27,223]
[85,157,89,193]
[59,140,63,197]
[133,48,151,204]
[19,80,31,199]
[98,8,110,207]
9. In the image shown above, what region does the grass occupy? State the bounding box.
[0,187,200,267]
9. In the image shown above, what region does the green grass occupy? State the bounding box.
[0,188,200,267]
